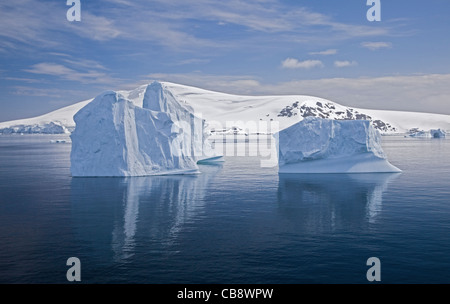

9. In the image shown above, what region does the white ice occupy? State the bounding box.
[70,82,221,177]
[276,117,401,174]
[408,129,446,138]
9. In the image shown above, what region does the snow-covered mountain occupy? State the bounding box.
[1,81,450,135]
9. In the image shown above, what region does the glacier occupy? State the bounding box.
[70,82,220,177]
[276,117,401,174]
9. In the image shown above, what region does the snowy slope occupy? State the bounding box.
[1,81,450,134]
[161,82,450,134]
[0,99,92,134]
[357,108,450,134]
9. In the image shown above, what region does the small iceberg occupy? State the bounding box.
[276,117,401,174]
[197,155,225,165]
[408,129,446,138]
[50,139,67,144]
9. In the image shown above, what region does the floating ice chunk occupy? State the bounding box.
[50,139,67,144]
[408,129,446,138]
[276,117,401,173]
[197,155,225,164]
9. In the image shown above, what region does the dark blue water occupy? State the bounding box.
[0,135,449,284]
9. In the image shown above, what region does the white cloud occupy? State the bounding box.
[281,58,324,69]
[25,63,74,76]
[175,58,211,65]
[66,13,122,41]
[0,0,398,53]
[334,60,358,68]
[361,42,392,50]
[12,86,83,99]
[23,62,122,85]
[309,49,338,56]
[2,77,43,84]
[0,1,64,48]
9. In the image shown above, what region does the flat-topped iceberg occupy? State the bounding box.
[276,117,401,173]
[70,82,220,177]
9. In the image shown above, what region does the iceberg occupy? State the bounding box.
[276,117,401,173]
[144,82,223,164]
[408,129,446,138]
[70,82,219,177]
[0,122,68,134]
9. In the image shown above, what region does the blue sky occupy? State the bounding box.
[1,0,450,122]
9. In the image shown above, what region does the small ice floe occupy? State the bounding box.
[50,139,67,144]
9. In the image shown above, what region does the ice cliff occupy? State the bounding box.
[70,82,220,177]
[276,117,401,173]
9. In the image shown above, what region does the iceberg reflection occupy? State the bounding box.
[277,173,400,232]
[70,164,222,262]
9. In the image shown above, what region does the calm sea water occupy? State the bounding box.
[0,134,449,284]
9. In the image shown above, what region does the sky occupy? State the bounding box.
[1,0,450,122]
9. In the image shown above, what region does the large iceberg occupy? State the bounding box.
[70,82,219,177]
[144,82,223,164]
[276,117,401,173]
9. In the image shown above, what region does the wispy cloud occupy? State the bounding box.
[175,59,211,65]
[309,49,338,56]
[334,60,358,68]
[66,12,122,41]
[0,0,64,48]
[2,77,43,84]
[11,86,83,99]
[62,58,108,71]
[281,58,324,69]
[23,62,122,85]
[0,0,397,53]
[361,41,392,50]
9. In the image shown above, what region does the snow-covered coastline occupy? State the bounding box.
[1,81,450,136]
